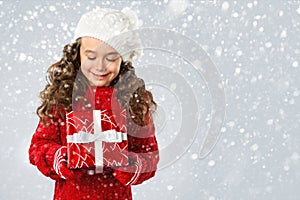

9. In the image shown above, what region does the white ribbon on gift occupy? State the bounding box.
[67,110,127,173]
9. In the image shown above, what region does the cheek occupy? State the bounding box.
[111,63,121,77]
[114,64,121,73]
[81,59,94,71]
[114,60,122,73]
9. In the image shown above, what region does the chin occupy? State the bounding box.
[94,81,109,87]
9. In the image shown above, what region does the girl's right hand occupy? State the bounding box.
[53,146,82,180]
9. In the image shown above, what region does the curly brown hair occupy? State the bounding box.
[37,38,157,126]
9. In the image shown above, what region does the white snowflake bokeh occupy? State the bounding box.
[0,0,299,199]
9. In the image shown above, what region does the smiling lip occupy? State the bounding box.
[92,72,109,80]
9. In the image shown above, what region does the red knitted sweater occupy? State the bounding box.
[29,87,159,200]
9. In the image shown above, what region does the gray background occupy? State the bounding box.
[1,0,300,199]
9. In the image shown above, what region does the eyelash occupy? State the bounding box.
[87,57,96,60]
[106,57,118,62]
[87,57,118,62]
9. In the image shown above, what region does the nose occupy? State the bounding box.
[94,58,106,71]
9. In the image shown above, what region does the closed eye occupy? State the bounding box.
[87,57,96,60]
[106,55,120,62]
[106,57,118,62]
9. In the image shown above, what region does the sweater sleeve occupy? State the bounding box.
[113,117,160,186]
[28,110,63,180]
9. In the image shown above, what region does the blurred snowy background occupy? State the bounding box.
[1,0,300,199]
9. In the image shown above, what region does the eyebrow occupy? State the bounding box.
[84,50,96,54]
[84,49,119,56]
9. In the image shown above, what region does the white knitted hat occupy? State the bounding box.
[74,7,142,62]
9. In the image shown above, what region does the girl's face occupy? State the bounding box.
[80,37,122,87]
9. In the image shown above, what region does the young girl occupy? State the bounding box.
[29,7,159,200]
